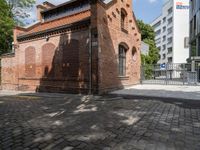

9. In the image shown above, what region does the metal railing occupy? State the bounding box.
[141,63,199,86]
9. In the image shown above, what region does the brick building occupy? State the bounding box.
[1,0,141,94]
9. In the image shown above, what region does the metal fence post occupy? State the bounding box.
[183,64,185,85]
[165,63,167,85]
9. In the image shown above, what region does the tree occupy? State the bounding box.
[143,39,159,64]
[6,0,35,26]
[137,20,159,65]
[0,0,36,55]
[0,0,14,54]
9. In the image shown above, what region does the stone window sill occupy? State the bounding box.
[118,76,129,80]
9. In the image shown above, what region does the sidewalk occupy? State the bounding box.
[0,90,34,97]
[111,84,200,101]
[0,90,80,98]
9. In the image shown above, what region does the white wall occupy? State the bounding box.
[173,0,189,63]
[151,0,189,64]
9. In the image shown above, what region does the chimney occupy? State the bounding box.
[36,2,55,22]
[42,1,55,9]
[36,5,46,22]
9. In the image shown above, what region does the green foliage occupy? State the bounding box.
[6,0,36,26]
[137,20,159,65]
[137,20,155,41]
[143,65,153,79]
[143,39,159,64]
[0,0,14,54]
[0,0,35,55]
[137,20,159,79]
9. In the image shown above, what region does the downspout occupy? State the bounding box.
[88,25,92,95]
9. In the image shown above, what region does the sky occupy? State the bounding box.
[133,0,168,23]
[26,0,168,25]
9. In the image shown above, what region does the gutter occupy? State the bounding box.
[88,25,92,95]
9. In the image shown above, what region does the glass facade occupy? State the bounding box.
[190,0,200,57]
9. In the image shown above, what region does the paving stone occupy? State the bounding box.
[0,94,200,150]
[62,146,74,150]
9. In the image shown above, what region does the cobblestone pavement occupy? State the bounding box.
[0,94,200,150]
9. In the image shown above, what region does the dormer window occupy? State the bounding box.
[121,8,128,33]
[42,0,90,22]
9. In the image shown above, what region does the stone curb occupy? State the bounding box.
[106,93,200,104]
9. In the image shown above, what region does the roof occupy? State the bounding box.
[17,18,90,41]
[18,10,91,37]
[41,0,84,13]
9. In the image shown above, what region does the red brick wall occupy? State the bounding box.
[1,55,18,90]
[94,0,141,93]
[42,43,56,77]
[1,29,90,93]
[1,0,141,94]
[25,46,36,77]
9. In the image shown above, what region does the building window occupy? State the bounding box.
[167,37,173,44]
[162,45,166,51]
[152,21,161,29]
[167,47,173,54]
[184,37,189,48]
[163,36,166,42]
[163,17,166,23]
[168,17,173,25]
[121,8,128,32]
[167,27,173,35]
[162,54,166,60]
[194,15,196,34]
[163,26,166,32]
[155,29,161,36]
[191,40,197,57]
[119,45,127,76]
[168,57,173,63]
[168,7,173,15]
[132,47,137,61]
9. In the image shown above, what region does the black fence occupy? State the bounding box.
[141,63,200,86]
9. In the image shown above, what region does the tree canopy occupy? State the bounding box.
[6,0,36,26]
[0,0,14,55]
[137,20,159,65]
[0,0,35,55]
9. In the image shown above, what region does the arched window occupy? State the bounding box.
[121,8,127,31]
[132,47,137,61]
[42,43,56,77]
[119,44,128,76]
[25,46,36,77]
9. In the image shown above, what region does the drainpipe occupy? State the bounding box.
[88,25,92,95]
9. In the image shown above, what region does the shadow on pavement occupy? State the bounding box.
[0,93,199,149]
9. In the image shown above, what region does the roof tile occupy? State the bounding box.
[19,10,91,37]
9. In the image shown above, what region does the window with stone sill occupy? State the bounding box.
[119,45,127,76]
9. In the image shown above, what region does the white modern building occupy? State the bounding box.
[141,41,149,56]
[151,0,190,65]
